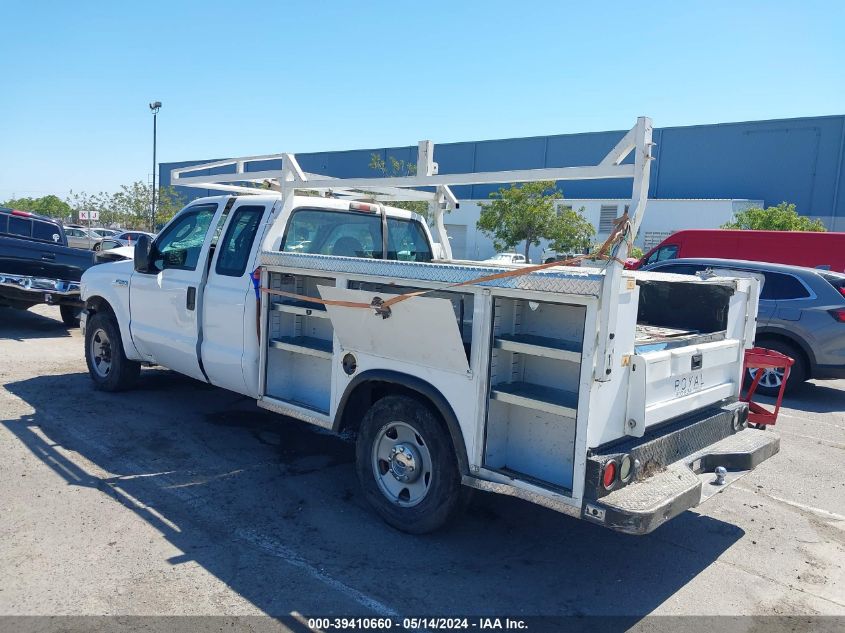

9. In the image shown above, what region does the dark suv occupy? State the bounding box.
[0,207,97,325]
[642,258,845,395]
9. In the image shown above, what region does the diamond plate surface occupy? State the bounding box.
[600,464,699,513]
[258,251,603,296]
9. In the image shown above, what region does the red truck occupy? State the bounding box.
[627,229,845,272]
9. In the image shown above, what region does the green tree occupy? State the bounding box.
[548,205,596,254]
[721,202,826,231]
[1,194,72,220]
[478,181,577,262]
[67,182,183,230]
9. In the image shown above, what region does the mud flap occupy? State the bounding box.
[318,286,471,375]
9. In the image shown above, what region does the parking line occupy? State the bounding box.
[734,485,845,522]
[235,527,400,618]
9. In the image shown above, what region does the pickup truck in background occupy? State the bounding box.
[79,118,780,535]
[0,207,96,325]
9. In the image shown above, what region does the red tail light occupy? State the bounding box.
[830,308,845,323]
[602,460,618,490]
[11,209,32,217]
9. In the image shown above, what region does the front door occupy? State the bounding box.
[201,200,271,395]
[129,202,222,381]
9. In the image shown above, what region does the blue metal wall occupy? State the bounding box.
[161,114,845,230]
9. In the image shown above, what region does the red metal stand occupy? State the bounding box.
[741,347,795,426]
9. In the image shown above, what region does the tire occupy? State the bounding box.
[60,305,82,327]
[84,312,140,391]
[748,339,807,397]
[355,394,466,534]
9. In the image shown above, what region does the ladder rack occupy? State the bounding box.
[171,117,655,382]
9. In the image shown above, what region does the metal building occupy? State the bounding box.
[161,114,845,231]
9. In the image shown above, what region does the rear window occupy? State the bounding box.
[281,209,432,262]
[821,272,845,297]
[0,214,7,233]
[760,272,810,300]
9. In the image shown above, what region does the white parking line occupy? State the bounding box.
[236,527,400,617]
[734,484,845,522]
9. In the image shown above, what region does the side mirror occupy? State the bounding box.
[134,234,155,273]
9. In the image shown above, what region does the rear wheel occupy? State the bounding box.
[355,395,466,534]
[60,305,82,327]
[85,312,140,391]
[748,339,807,397]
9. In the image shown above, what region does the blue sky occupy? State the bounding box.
[1,0,843,198]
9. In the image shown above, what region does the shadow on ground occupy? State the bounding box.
[0,306,74,340]
[3,368,744,626]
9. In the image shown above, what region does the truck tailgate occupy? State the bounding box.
[627,339,742,430]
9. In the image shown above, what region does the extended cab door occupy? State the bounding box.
[201,200,274,396]
[129,202,223,380]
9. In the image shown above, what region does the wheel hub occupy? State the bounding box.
[388,443,421,483]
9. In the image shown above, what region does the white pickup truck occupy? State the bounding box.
[80,118,779,534]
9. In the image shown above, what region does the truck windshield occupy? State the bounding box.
[281,208,432,262]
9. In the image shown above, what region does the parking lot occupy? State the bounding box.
[1,305,843,622]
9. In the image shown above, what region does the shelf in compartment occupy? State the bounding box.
[490,381,578,418]
[269,335,333,360]
[271,299,330,319]
[494,333,581,362]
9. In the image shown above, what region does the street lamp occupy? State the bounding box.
[149,101,162,231]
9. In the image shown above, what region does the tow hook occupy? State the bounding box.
[713,466,727,485]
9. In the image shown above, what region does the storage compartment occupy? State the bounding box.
[484,297,585,492]
[265,272,335,413]
[348,280,474,357]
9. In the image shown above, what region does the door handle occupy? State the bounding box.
[41,253,56,260]
[186,286,197,311]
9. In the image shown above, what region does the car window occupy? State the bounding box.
[9,216,31,237]
[215,206,263,277]
[760,272,810,300]
[386,217,433,262]
[652,263,702,276]
[282,209,382,258]
[153,204,218,271]
[0,214,7,233]
[32,220,60,243]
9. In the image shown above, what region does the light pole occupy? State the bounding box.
[149,101,162,231]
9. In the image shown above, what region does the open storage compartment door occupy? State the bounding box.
[483,297,586,492]
[319,286,470,375]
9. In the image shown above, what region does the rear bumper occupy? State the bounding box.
[0,273,82,306]
[583,403,779,534]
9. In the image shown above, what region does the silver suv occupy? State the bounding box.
[642,258,845,395]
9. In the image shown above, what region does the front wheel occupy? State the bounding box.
[355,395,466,534]
[85,312,140,391]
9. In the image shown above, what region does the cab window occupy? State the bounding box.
[281,208,432,262]
[33,220,61,243]
[215,206,264,277]
[153,204,217,271]
[9,216,31,237]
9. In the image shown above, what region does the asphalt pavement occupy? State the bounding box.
[1,305,843,625]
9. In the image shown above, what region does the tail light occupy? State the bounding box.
[11,209,32,217]
[830,308,845,323]
[601,460,618,491]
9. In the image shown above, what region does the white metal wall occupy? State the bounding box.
[441,198,764,263]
